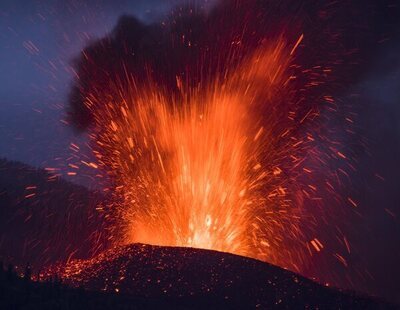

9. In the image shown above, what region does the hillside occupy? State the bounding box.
[44,243,394,309]
[0,158,107,269]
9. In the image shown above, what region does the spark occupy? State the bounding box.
[290,34,304,55]
[347,197,358,208]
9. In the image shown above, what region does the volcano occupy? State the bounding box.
[46,244,391,309]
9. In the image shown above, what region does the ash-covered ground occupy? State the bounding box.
[41,243,393,309]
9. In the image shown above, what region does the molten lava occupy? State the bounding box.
[81,36,318,271]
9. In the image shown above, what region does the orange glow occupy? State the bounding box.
[82,35,320,271]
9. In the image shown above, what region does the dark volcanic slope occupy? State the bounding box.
[0,158,107,268]
[52,244,392,309]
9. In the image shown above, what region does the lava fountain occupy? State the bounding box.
[114,42,290,250]
[83,37,312,270]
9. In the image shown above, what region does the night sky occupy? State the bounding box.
[0,0,194,175]
[0,0,399,304]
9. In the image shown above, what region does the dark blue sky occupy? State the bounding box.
[0,0,192,171]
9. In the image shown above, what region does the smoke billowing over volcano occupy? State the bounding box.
[68,0,399,130]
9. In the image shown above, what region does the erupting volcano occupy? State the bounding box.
[65,0,368,277]
[1,0,400,308]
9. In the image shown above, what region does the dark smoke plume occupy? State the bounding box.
[68,0,399,130]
